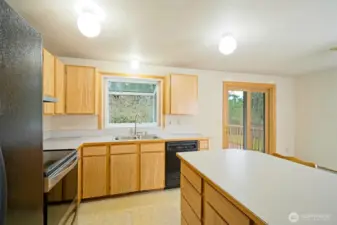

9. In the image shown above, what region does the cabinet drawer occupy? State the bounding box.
[181,175,202,219]
[204,182,250,225]
[82,146,107,156]
[199,140,209,150]
[140,143,165,153]
[204,202,229,225]
[110,144,137,154]
[181,215,188,225]
[181,195,201,225]
[181,162,202,193]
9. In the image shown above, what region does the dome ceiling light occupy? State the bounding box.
[77,13,101,38]
[219,34,237,55]
[75,0,105,38]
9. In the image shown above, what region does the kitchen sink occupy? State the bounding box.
[112,135,160,141]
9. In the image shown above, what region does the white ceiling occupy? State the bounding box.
[6,0,337,76]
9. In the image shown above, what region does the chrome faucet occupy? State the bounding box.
[134,114,139,137]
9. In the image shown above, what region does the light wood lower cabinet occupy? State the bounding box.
[44,103,55,115]
[204,202,228,225]
[78,142,165,199]
[82,156,107,199]
[110,154,138,195]
[199,139,209,150]
[181,216,188,225]
[179,161,264,225]
[140,152,165,191]
[181,195,202,225]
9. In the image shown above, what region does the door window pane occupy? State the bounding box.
[227,91,246,149]
[250,92,265,152]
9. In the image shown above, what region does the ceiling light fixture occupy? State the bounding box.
[130,59,140,70]
[75,0,105,38]
[77,13,101,38]
[75,0,105,21]
[219,34,237,55]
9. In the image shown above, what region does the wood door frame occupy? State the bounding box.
[223,82,276,154]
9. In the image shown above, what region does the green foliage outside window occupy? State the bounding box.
[107,80,158,125]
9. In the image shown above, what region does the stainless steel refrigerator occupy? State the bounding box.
[0,0,44,224]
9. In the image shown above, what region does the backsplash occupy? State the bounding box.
[43,115,201,138]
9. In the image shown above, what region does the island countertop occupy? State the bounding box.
[177,149,337,225]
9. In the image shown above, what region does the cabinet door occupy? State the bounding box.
[140,152,165,191]
[110,154,138,195]
[78,150,82,204]
[170,74,198,115]
[204,202,229,225]
[44,103,54,115]
[82,156,107,199]
[65,66,96,114]
[55,58,65,114]
[43,49,55,115]
[43,49,55,97]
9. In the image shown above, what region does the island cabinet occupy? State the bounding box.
[179,160,265,225]
[65,65,98,114]
[165,74,198,115]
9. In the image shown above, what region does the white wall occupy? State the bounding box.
[45,57,296,154]
[295,69,337,170]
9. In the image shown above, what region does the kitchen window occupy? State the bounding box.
[104,77,160,128]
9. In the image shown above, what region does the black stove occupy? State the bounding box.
[43,150,77,177]
[43,149,78,225]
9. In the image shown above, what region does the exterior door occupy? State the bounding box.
[223,82,276,154]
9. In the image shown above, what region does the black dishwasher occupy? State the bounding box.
[165,141,198,189]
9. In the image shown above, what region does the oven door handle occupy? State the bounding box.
[44,157,78,193]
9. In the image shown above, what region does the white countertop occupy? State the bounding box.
[178,149,337,225]
[43,134,206,151]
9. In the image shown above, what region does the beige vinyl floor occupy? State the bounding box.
[78,189,180,225]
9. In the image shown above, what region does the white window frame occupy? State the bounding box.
[104,77,160,128]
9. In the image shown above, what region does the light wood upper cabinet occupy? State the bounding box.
[43,49,55,97]
[54,58,65,114]
[140,152,165,191]
[43,49,55,115]
[65,66,97,114]
[82,156,107,199]
[165,74,198,115]
[110,154,138,195]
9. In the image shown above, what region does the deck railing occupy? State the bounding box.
[226,124,264,152]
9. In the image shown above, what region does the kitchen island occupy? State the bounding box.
[177,149,337,225]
